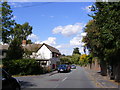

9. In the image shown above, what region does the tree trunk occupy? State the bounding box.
[100,60,107,76]
[114,64,120,82]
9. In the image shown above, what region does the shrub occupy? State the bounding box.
[2,59,43,75]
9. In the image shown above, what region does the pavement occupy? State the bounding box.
[83,67,120,89]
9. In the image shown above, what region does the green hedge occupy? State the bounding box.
[2,59,44,75]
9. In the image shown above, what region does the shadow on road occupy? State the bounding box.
[20,81,37,88]
[58,70,72,73]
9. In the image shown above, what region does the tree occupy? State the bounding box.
[60,56,71,64]
[71,54,80,64]
[91,1,120,80]
[26,39,33,44]
[83,20,107,76]
[11,22,32,41]
[80,54,88,66]
[18,22,32,40]
[1,2,32,44]
[1,2,33,60]
[83,1,120,80]
[6,38,24,60]
[72,47,81,55]
[1,2,15,43]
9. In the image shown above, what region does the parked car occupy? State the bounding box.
[57,64,71,73]
[1,69,21,90]
[71,64,76,69]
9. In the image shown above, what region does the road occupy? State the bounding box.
[16,66,97,88]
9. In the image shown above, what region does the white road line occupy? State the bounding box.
[54,77,68,88]
[54,84,59,88]
[62,77,67,82]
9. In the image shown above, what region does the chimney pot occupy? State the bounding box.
[22,40,26,46]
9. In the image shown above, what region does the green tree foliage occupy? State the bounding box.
[92,2,120,77]
[60,56,71,64]
[1,2,15,43]
[11,22,32,41]
[83,1,120,80]
[60,54,80,65]
[3,59,44,75]
[80,54,88,66]
[83,20,107,75]
[79,54,92,66]
[1,2,32,44]
[71,54,80,64]
[72,47,81,55]
[26,39,33,44]
[1,2,33,60]
[6,38,24,60]
[91,1,120,61]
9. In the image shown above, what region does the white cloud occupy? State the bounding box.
[81,32,87,36]
[27,34,40,42]
[28,34,56,45]
[40,37,56,45]
[9,2,16,5]
[70,33,85,46]
[35,41,41,44]
[55,44,73,55]
[55,43,86,55]
[70,35,81,46]
[9,2,22,8]
[83,5,92,12]
[55,45,62,49]
[52,23,83,37]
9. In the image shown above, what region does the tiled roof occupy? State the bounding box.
[43,43,61,54]
[23,44,42,52]
[0,43,61,54]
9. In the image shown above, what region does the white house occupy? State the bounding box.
[32,43,60,69]
[1,42,61,70]
[23,43,61,70]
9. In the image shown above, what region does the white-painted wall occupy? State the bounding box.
[30,44,60,69]
[35,45,52,59]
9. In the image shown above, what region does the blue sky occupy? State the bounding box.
[8,2,94,55]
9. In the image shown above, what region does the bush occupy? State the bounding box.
[2,59,44,75]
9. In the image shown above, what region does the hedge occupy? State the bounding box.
[2,59,44,75]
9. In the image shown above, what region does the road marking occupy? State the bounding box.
[62,77,67,82]
[54,77,68,88]
[54,84,59,88]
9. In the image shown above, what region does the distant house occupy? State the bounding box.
[0,42,61,70]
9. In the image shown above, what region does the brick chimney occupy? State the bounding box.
[22,40,26,46]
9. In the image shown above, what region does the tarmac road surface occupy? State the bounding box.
[16,66,97,88]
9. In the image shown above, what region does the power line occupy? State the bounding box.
[11,2,54,9]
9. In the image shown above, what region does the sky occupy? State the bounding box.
[8,1,94,55]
